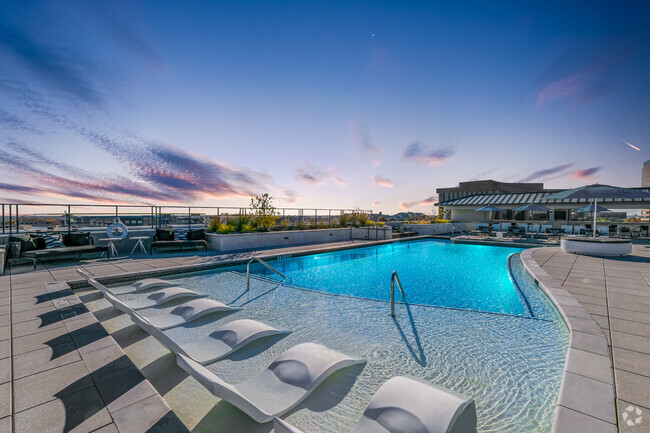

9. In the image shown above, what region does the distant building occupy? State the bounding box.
[643,160,650,221]
[436,180,546,203]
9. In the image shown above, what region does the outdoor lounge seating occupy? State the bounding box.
[151,319,290,364]
[8,232,108,269]
[76,268,204,310]
[150,227,208,254]
[177,342,366,423]
[274,375,477,433]
[77,268,174,295]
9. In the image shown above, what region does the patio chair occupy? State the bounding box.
[131,297,241,332]
[620,227,631,238]
[561,225,573,235]
[491,223,500,231]
[500,223,511,232]
[274,375,477,433]
[176,342,365,423]
[597,226,609,236]
[151,319,290,364]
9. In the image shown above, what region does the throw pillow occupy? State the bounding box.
[173,229,187,240]
[186,228,205,240]
[64,232,90,246]
[156,228,174,241]
[33,237,47,250]
[42,234,65,249]
[9,234,36,252]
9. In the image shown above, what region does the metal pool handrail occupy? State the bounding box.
[246,257,287,291]
[391,270,405,317]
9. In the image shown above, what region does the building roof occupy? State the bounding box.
[437,189,650,207]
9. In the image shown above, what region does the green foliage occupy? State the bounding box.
[205,217,222,233]
[241,224,256,233]
[296,219,307,230]
[216,223,235,234]
[364,220,374,226]
[328,220,340,228]
[229,214,254,232]
[250,193,278,230]
[377,221,385,226]
[339,214,350,226]
[317,222,327,229]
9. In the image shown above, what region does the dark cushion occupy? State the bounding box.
[33,237,47,250]
[186,229,205,240]
[9,234,36,252]
[156,228,174,241]
[63,232,90,247]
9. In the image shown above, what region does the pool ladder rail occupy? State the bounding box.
[391,270,405,317]
[246,257,287,291]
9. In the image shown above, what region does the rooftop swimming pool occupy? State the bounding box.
[122,240,568,432]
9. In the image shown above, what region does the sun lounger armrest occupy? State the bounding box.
[103,291,135,315]
[177,353,246,397]
[274,418,306,433]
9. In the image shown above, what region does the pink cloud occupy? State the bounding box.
[572,166,603,179]
[399,196,436,210]
[372,175,395,188]
[402,142,454,166]
[372,201,380,206]
[295,164,350,186]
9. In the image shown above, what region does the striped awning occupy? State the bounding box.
[437,188,650,207]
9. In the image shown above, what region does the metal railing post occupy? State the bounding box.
[2,204,4,234]
[188,207,191,231]
[246,257,287,291]
[67,205,71,233]
[9,204,12,235]
[16,204,19,233]
[390,270,405,317]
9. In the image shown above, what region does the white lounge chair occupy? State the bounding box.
[76,268,174,294]
[274,375,477,433]
[151,319,290,364]
[135,298,241,332]
[491,223,500,231]
[177,342,365,423]
[597,225,609,236]
[121,287,206,310]
[529,224,540,233]
[500,223,511,232]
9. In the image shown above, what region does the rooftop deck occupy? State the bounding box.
[1,238,648,432]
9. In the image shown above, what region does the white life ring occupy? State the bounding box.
[107,217,128,239]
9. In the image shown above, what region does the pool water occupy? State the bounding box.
[249,240,529,316]
[130,241,568,432]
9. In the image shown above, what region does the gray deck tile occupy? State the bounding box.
[613,347,650,377]
[13,386,113,433]
[0,325,9,342]
[565,348,613,384]
[614,370,650,409]
[0,382,9,419]
[0,340,8,360]
[610,330,650,353]
[12,360,94,412]
[609,307,650,325]
[616,400,649,432]
[610,317,650,337]
[570,330,610,357]
[11,305,56,324]
[110,395,172,433]
[12,342,81,379]
[12,326,72,356]
[553,406,617,433]
[557,371,616,424]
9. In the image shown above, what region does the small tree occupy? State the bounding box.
[251,193,278,231]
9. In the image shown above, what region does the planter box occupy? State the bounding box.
[206,227,391,252]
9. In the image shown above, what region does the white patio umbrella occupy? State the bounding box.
[542,184,650,239]
[475,205,504,223]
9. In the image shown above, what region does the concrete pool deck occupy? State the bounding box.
[526,245,650,433]
[1,237,648,432]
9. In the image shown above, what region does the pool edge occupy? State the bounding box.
[520,248,618,433]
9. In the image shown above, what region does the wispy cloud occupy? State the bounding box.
[572,166,603,179]
[372,201,380,206]
[402,142,454,165]
[0,22,103,105]
[349,119,381,165]
[518,163,574,182]
[399,196,436,210]
[372,175,395,188]
[295,164,350,186]
[283,189,298,204]
[535,41,635,107]
[0,108,41,134]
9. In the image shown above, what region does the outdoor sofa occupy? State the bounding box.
[150,227,207,254]
[6,232,108,269]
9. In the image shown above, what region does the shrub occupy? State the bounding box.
[317,222,327,229]
[328,220,340,228]
[216,223,235,234]
[250,193,279,230]
[230,214,254,232]
[296,219,307,230]
[242,224,256,233]
[206,217,221,233]
[339,214,350,226]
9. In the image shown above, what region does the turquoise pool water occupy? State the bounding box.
[249,240,528,316]
[132,240,568,432]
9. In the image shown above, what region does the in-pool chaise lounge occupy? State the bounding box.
[77,268,175,294]
[102,291,235,330]
[177,342,366,423]
[77,268,204,310]
[150,318,290,364]
[274,375,477,433]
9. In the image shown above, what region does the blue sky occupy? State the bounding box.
[0,1,648,213]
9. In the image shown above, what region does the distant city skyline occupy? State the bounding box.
[0,1,649,213]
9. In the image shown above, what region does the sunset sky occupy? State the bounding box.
[1,1,649,213]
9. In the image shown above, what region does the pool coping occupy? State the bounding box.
[520,248,618,433]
